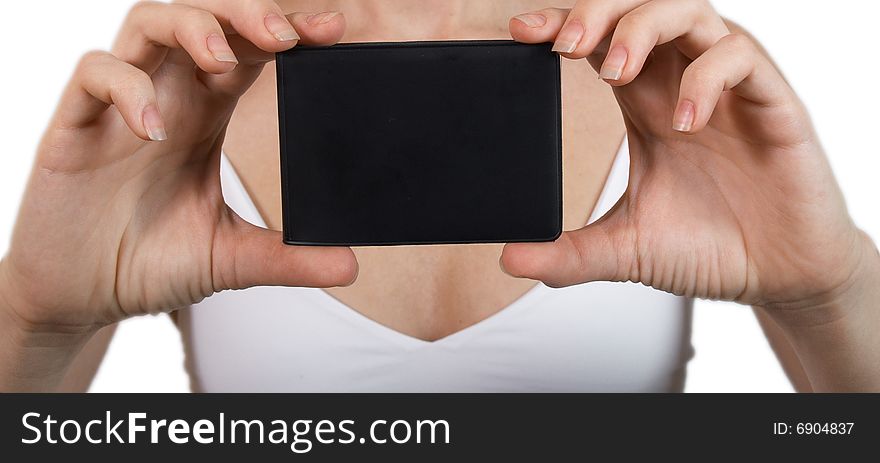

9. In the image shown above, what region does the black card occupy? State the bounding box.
[276,40,562,246]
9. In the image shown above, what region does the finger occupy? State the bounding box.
[509,8,570,44]
[113,1,237,75]
[208,11,345,66]
[181,0,302,52]
[546,0,651,58]
[288,11,346,45]
[673,33,792,133]
[57,51,165,142]
[500,202,633,288]
[202,11,346,95]
[213,212,359,290]
[600,0,729,85]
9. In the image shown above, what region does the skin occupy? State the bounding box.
[0,0,878,392]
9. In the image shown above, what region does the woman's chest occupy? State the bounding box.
[223,55,625,342]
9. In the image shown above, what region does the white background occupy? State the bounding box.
[0,1,878,392]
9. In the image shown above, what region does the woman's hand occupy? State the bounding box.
[503,0,877,315]
[0,1,356,337]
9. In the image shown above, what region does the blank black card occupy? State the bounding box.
[276,40,562,246]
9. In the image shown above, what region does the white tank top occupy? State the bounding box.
[176,139,694,392]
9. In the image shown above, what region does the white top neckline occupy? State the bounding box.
[180,136,693,392]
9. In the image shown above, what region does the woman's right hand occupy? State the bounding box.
[0,1,357,336]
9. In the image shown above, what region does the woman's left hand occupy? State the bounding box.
[502,0,876,314]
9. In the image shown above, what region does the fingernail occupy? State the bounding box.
[513,13,547,28]
[551,21,584,54]
[206,34,238,64]
[142,105,167,142]
[307,11,341,25]
[265,13,299,42]
[673,100,696,133]
[599,46,627,81]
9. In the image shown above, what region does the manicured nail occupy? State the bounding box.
[513,13,547,28]
[551,21,585,54]
[206,34,238,64]
[265,13,299,41]
[142,105,167,142]
[599,46,628,81]
[673,100,696,133]
[307,11,341,25]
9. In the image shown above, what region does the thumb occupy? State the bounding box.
[500,206,632,288]
[213,213,358,291]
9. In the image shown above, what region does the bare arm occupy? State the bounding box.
[0,1,356,392]
[0,268,96,391]
[753,307,812,392]
[505,1,880,391]
[56,324,116,392]
[761,236,880,392]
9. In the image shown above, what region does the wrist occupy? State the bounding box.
[761,231,880,391]
[0,258,96,392]
[0,257,99,338]
[763,229,880,328]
